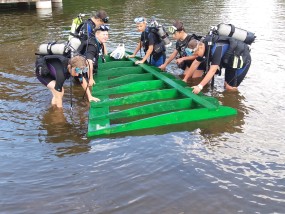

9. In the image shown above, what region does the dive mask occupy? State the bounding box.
[185,48,194,56]
[134,17,145,23]
[99,24,110,31]
[75,67,88,75]
[168,26,178,34]
[94,24,110,33]
[102,16,109,23]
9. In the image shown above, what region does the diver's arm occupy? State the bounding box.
[80,75,100,102]
[87,59,95,85]
[128,42,142,58]
[192,64,219,94]
[158,50,178,70]
[183,59,202,82]
[103,43,108,55]
[135,45,153,64]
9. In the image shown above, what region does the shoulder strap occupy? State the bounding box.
[186,34,193,43]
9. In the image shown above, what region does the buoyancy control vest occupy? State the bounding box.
[222,37,251,69]
[203,34,251,69]
[69,14,94,40]
[141,27,165,58]
[75,19,96,41]
[203,24,254,70]
[148,17,172,48]
[140,18,172,57]
[68,14,96,55]
[35,55,69,78]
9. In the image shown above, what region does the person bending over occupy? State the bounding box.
[35,55,100,108]
[183,36,252,94]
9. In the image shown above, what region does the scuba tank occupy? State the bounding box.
[37,38,81,56]
[69,13,87,40]
[38,42,67,55]
[149,17,172,48]
[68,37,81,52]
[215,23,255,45]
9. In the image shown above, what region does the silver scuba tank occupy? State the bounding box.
[68,37,81,52]
[216,23,255,45]
[38,42,67,55]
[149,17,172,48]
[156,25,172,47]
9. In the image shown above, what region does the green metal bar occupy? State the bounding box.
[90,98,193,120]
[94,73,154,89]
[127,57,218,110]
[94,80,165,96]
[87,54,237,137]
[96,66,144,78]
[91,89,179,108]
[87,106,237,137]
[98,61,134,70]
[88,101,110,132]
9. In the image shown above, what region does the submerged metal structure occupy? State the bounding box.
[87,55,237,137]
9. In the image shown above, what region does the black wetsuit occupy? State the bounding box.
[175,34,195,70]
[201,38,251,87]
[76,37,104,78]
[36,55,69,92]
[76,19,96,41]
[141,27,166,66]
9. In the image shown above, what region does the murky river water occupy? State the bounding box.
[1,0,285,213]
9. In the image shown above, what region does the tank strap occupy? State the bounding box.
[228,24,235,37]
[47,41,57,55]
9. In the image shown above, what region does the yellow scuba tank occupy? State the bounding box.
[68,13,87,40]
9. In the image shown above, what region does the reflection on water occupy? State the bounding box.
[1,0,285,213]
[39,102,92,157]
[36,8,53,18]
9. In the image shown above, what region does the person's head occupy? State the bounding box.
[92,10,109,26]
[68,55,88,77]
[187,39,204,56]
[168,20,185,40]
[95,24,109,43]
[134,17,147,32]
[185,39,199,55]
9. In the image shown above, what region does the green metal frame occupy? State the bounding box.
[87,55,237,137]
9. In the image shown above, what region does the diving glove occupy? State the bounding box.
[110,44,125,59]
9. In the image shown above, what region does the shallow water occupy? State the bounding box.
[1,0,285,213]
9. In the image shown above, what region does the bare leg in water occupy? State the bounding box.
[47,80,64,108]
